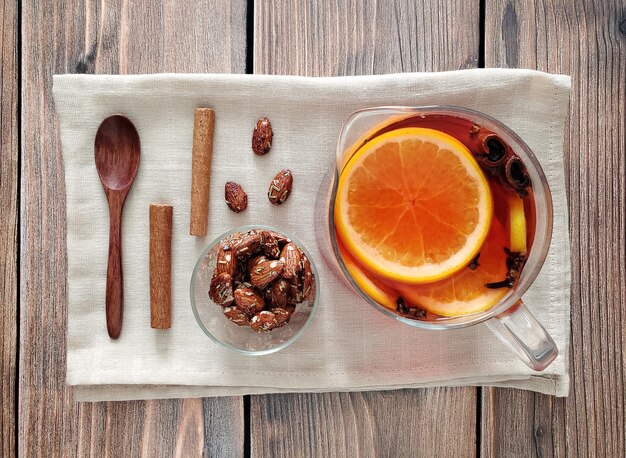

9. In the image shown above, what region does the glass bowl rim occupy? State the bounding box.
[190,224,320,355]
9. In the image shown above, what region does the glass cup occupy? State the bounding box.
[315,106,558,371]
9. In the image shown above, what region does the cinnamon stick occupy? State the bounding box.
[190,108,215,236]
[150,204,173,329]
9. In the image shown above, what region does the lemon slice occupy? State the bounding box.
[508,194,527,253]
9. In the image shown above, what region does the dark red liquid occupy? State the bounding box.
[337,113,536,320]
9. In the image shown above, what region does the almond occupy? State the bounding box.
[233,231,261,257]
[301,252,314,300]
[268,230,291,246]
[247,255,268,274]
[250,310,279,332]
[287,274,305,304]
[271,306,295,326]
[279,242,301,279]
[223,306,250,326]
[252,117,273,155]
[215,246,237,276]
[225,182,248,212]
[232,263,246,286]
[220,233,242,252]
[267,278,288,309]
[268,169,293,205]
[250,259,284,289]
[234,286,265,316]
[260,230,281,258]
[209,272,234,306]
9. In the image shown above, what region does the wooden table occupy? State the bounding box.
[1,0,624,456]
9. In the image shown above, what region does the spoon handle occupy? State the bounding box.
[106,194,124,339]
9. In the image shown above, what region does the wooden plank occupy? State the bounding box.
[481,1,626,456]
[73,398,244,457]
[252,1,480,456]
[254,0,480,75]
[0,0,18,456]
[19,1,246,456]
[251,389,477,457]
[481,387,566,457]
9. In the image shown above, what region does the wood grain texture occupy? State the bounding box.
[73,398,244,457]
[482,1,626,456]
[19,0,246,455]
[252,1,481,456]
[0,0,18,455]
[481,386,566,457]
[252,389,477,458]
[254,0,480,75]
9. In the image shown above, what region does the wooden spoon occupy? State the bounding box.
[94,115,140,339]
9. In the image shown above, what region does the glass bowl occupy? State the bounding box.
[190,225,319,355]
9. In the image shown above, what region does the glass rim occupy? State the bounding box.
[329,105,554,330]
[190,224,320,355]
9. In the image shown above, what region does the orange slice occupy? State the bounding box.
[337,238,398,311]
[508,194,527,253]
[335,127,493,284]
[396,218,509,316]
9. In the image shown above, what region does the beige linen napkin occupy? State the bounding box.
[53,70,571,402]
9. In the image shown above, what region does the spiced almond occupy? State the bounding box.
[232,263,246,286]
[287,274,305,304]
[250,310,279,332]
[247,255,268,274]
[225,182,248,213]
[268,169,293,205]
[209,272,234,306]
[271,306,295,326]
[301,253,314,300]
[215,245,237,276]
[233,231,261,257]
[250,259,284,289]
[268,230,291,246]
[280,242,301,279]
[252,117,273,155]
[220,233,241,252]
[267,278,288,309]
[260,230,281,258]
[223,306,250,326]
[234,286,265,315]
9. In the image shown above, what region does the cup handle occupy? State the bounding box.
[485,300,558,371]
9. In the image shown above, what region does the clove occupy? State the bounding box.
[484,248,526,289]
[396,297,427,319]
[469,124,481,138]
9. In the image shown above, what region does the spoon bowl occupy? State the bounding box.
[95,116,140,190]
[94,115,141,339]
